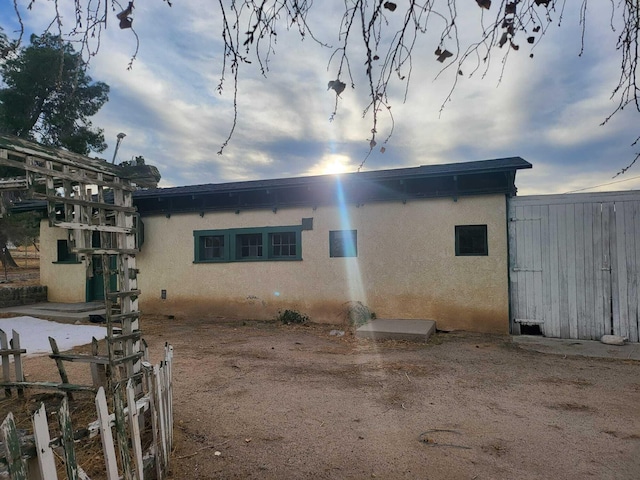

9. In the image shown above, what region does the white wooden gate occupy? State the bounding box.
[509,191,640,342]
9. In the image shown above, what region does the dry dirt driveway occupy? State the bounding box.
[141,316,640,480]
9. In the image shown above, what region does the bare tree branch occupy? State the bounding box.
[5,1,639,171]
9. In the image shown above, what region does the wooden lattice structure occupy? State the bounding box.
[0,134,160,390]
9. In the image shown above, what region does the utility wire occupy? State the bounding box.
[564,174,640,194]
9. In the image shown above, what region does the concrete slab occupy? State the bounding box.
[0,302,106,323]
[513,335,640,361]
[356,318,436,342]
[30,302,104,313]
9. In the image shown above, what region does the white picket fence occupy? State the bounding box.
[0,344,173,480]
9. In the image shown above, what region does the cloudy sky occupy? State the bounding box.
[1,1,639,195]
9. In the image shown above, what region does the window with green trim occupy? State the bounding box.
[194,225,302,263]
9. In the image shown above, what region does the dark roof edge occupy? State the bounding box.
[135,157,531,198]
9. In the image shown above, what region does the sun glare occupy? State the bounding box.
[320,155,351,175]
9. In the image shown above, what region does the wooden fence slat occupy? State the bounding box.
[161,362,170,455]
[12,331,24,398]
[48,338,73,402]
[90,337,107,389]
[1,412,27,480]
[114,385,134,480]
[614,201,629,338]
[145,363,163,480]
[165,345,174,451]
[0,330,12,397]
[632,201,640,342]
[95,387,119,480]
[58,397,79,480]
[154,365,168,469]
[32,403,58,480]
[126,380,144,480]
[623,201,639,342]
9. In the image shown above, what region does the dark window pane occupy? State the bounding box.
[330,230,357,257]
[455,225,488,256]
[56,239,77,262]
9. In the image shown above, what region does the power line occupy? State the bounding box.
[564,174,640,194]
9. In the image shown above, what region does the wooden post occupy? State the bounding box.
[32,403,58,480]
[144,362,163,480]
[114,384,134,480]
[95,387,119,480]
[0,330,12,397]
[58,396,80,480]
[1,412,27,480]
[90,337,107,389]
[154,364,168,469]
[12,330,24,398]
[48,337,73,401]
[126,379,145,480]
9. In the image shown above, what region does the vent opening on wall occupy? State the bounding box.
[520,324,542,335]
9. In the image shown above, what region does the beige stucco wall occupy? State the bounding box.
[136,194,510,333]
[39,219,87,303]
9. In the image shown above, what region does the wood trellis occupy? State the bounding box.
[0,134,168,479]
[0,134,159,388]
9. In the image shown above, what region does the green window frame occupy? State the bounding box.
[194,225,303,263]
[455,225,488,256]
[329,230,357,258]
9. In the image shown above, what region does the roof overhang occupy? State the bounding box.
[134,157,531,216]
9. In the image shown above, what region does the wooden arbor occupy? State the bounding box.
[0,134,160,390]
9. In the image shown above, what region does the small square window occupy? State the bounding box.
[237,233,263,259]
[330,230,357,258]
[56,239,78,263]
[301,217,314,231]
[455,225,488,256]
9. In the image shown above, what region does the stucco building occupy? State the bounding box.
[38,157,531,333]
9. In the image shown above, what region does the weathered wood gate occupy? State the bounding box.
[509,191,640,342]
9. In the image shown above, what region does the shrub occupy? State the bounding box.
[342,301,375,328]
[277,309,309,324]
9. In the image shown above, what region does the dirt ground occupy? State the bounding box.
[1,292,638,479]
[134,315,640,480]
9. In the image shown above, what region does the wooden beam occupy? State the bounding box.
[0,135,127,176]
[53,221,135,234]
[0,154,137,192]
[33,193,137,213]
[49,354,110,365]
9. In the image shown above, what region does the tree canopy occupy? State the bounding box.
[0,33,110,155]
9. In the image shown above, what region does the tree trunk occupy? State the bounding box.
[0,244,19,269]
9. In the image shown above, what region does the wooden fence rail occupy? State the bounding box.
[0,344,173,480]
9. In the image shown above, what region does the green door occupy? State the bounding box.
[86,255,117,301]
